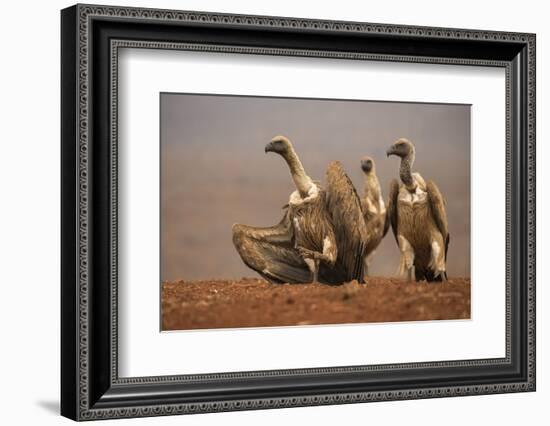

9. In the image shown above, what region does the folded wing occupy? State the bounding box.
[324,161,368,283]
[426,180,450,259]
[387,178,400,244]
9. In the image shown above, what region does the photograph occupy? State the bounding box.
[160,93,471,331]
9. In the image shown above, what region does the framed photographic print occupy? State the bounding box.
[61,4,536,421]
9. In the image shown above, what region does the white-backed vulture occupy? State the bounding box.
[232,135,368,284]
[360,156,390,276]
[386,138,450,282]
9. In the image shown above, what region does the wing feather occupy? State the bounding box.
[426,180,450,259]
[387,179,400,244]
[383,207,391,238]
[232,212,313,283]
[324,161,368,282]
[260,257,313,284]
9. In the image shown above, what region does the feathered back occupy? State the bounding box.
[324,161,368,282]
[288,187,336,262]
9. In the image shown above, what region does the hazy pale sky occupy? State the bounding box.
[161,93,470,281]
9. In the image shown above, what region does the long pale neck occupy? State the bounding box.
[363,174,381,202]
[283,147,313,198]
[399,153,416,191]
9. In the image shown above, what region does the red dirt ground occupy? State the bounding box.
[161,277,470,331]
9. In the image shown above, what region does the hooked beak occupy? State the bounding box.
[265,141,274,154]
[386,147,396,157]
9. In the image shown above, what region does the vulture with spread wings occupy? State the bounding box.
[232,136,368,284]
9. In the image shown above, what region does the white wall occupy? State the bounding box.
[0,0,545,424]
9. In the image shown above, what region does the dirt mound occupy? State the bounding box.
[161,277,470,331]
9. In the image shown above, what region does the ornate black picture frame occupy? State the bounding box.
[61,4,536,421]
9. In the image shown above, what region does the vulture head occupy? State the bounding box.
[265,135,292,156]
[387,138,417,189]
[265,135,313,199]
[360,156,375,174]
[386,138,415,160]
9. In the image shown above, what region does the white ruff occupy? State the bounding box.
[398,185,428,206]
[288,183,319,206]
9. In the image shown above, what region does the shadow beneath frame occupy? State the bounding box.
[36,400,59,416]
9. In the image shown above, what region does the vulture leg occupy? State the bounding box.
[398,235,415,282]
[297,246,330,284]
[232,221,312,284]
[429,239,447,283]
[312,259,320,283]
